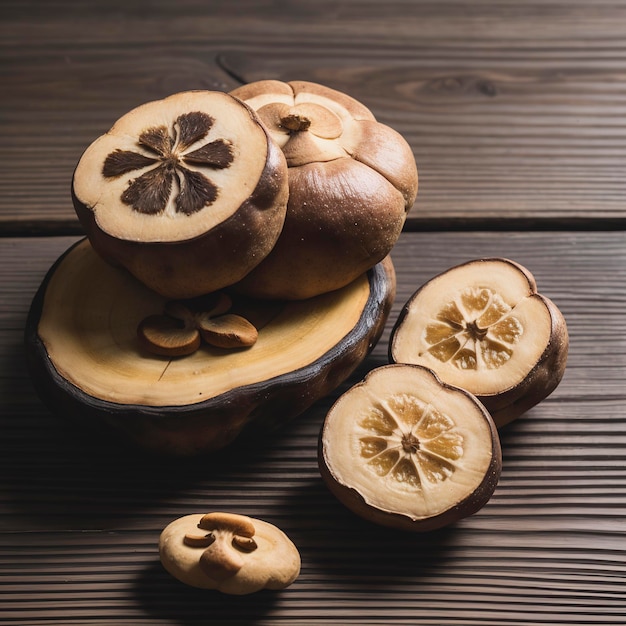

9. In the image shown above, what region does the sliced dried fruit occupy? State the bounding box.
[72,90,289,299]
[319,364,501,532]
[137,293,258,356]
[389,258,569,427]
[159,512,300,594]
[230,79,418,300]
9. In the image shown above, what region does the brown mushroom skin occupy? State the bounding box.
[72,91,289,299]
[319,452,501,533]
[230,80,418,300]
[483,294,568,426]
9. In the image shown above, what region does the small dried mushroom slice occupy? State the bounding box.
[159,512,301,595]
[389,258,569,427]
[72,90,289,299]
[136,293,258,356]
[319,364,501,532]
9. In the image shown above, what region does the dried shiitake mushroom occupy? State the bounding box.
[389,258,569,427]
[230,79,418,300]
[159,512,301,594]
[319,364,502,532]
[72,90,289,299]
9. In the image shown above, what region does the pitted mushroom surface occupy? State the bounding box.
[159,512,301,594]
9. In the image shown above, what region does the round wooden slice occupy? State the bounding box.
[25,239,396,456]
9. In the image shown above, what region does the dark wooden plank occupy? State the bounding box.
[1,230,625,624]
[2,1,626,231]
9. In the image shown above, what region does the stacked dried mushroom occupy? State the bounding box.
[26,80,411,460]
[72,82,418,302]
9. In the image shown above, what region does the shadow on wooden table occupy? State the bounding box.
[132,476,458,625]
[1,351,291,528]
[2,315,387,526]
[4,335,473,624]
[135,560,285,625]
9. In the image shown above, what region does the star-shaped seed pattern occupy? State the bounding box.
[137,292,258,357]
[357,393,464,492]
[102,111,234,216]
[423,287,524,371]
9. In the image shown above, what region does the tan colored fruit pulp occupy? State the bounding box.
[321,365,497,521]
[357,393,464,492]
[391,260,553,397]
[423,286,524,372]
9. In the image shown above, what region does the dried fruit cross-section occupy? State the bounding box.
[319,364,501,532]
[72,90,288,299]
[389,258,569,427]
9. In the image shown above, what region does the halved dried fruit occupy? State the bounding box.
[230,80,418,300]
[319,364,501,532]
[72,90,289,299]
[389,258,569,427]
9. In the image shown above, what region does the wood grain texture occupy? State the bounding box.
[1,231,625,624]
[2,1,625,623]
[3,1,626,230]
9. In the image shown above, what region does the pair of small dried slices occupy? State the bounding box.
[320,258,569,532]
[72,81,417,301]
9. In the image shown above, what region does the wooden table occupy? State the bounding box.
[2,2,625,624]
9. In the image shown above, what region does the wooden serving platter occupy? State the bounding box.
[24,238,396,456]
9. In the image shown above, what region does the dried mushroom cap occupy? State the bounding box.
[159,512,301,594]
[319,364,502,532]
[72,90,289,299]
[230,80,418,300]
[233,80,417,208]
[389,258,569,427]
[75,91,268,242]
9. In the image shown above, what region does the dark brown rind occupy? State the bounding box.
[318,364,502,532]
[72,94,289,300]
[24,244,395,457]
[487,294,569,427]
